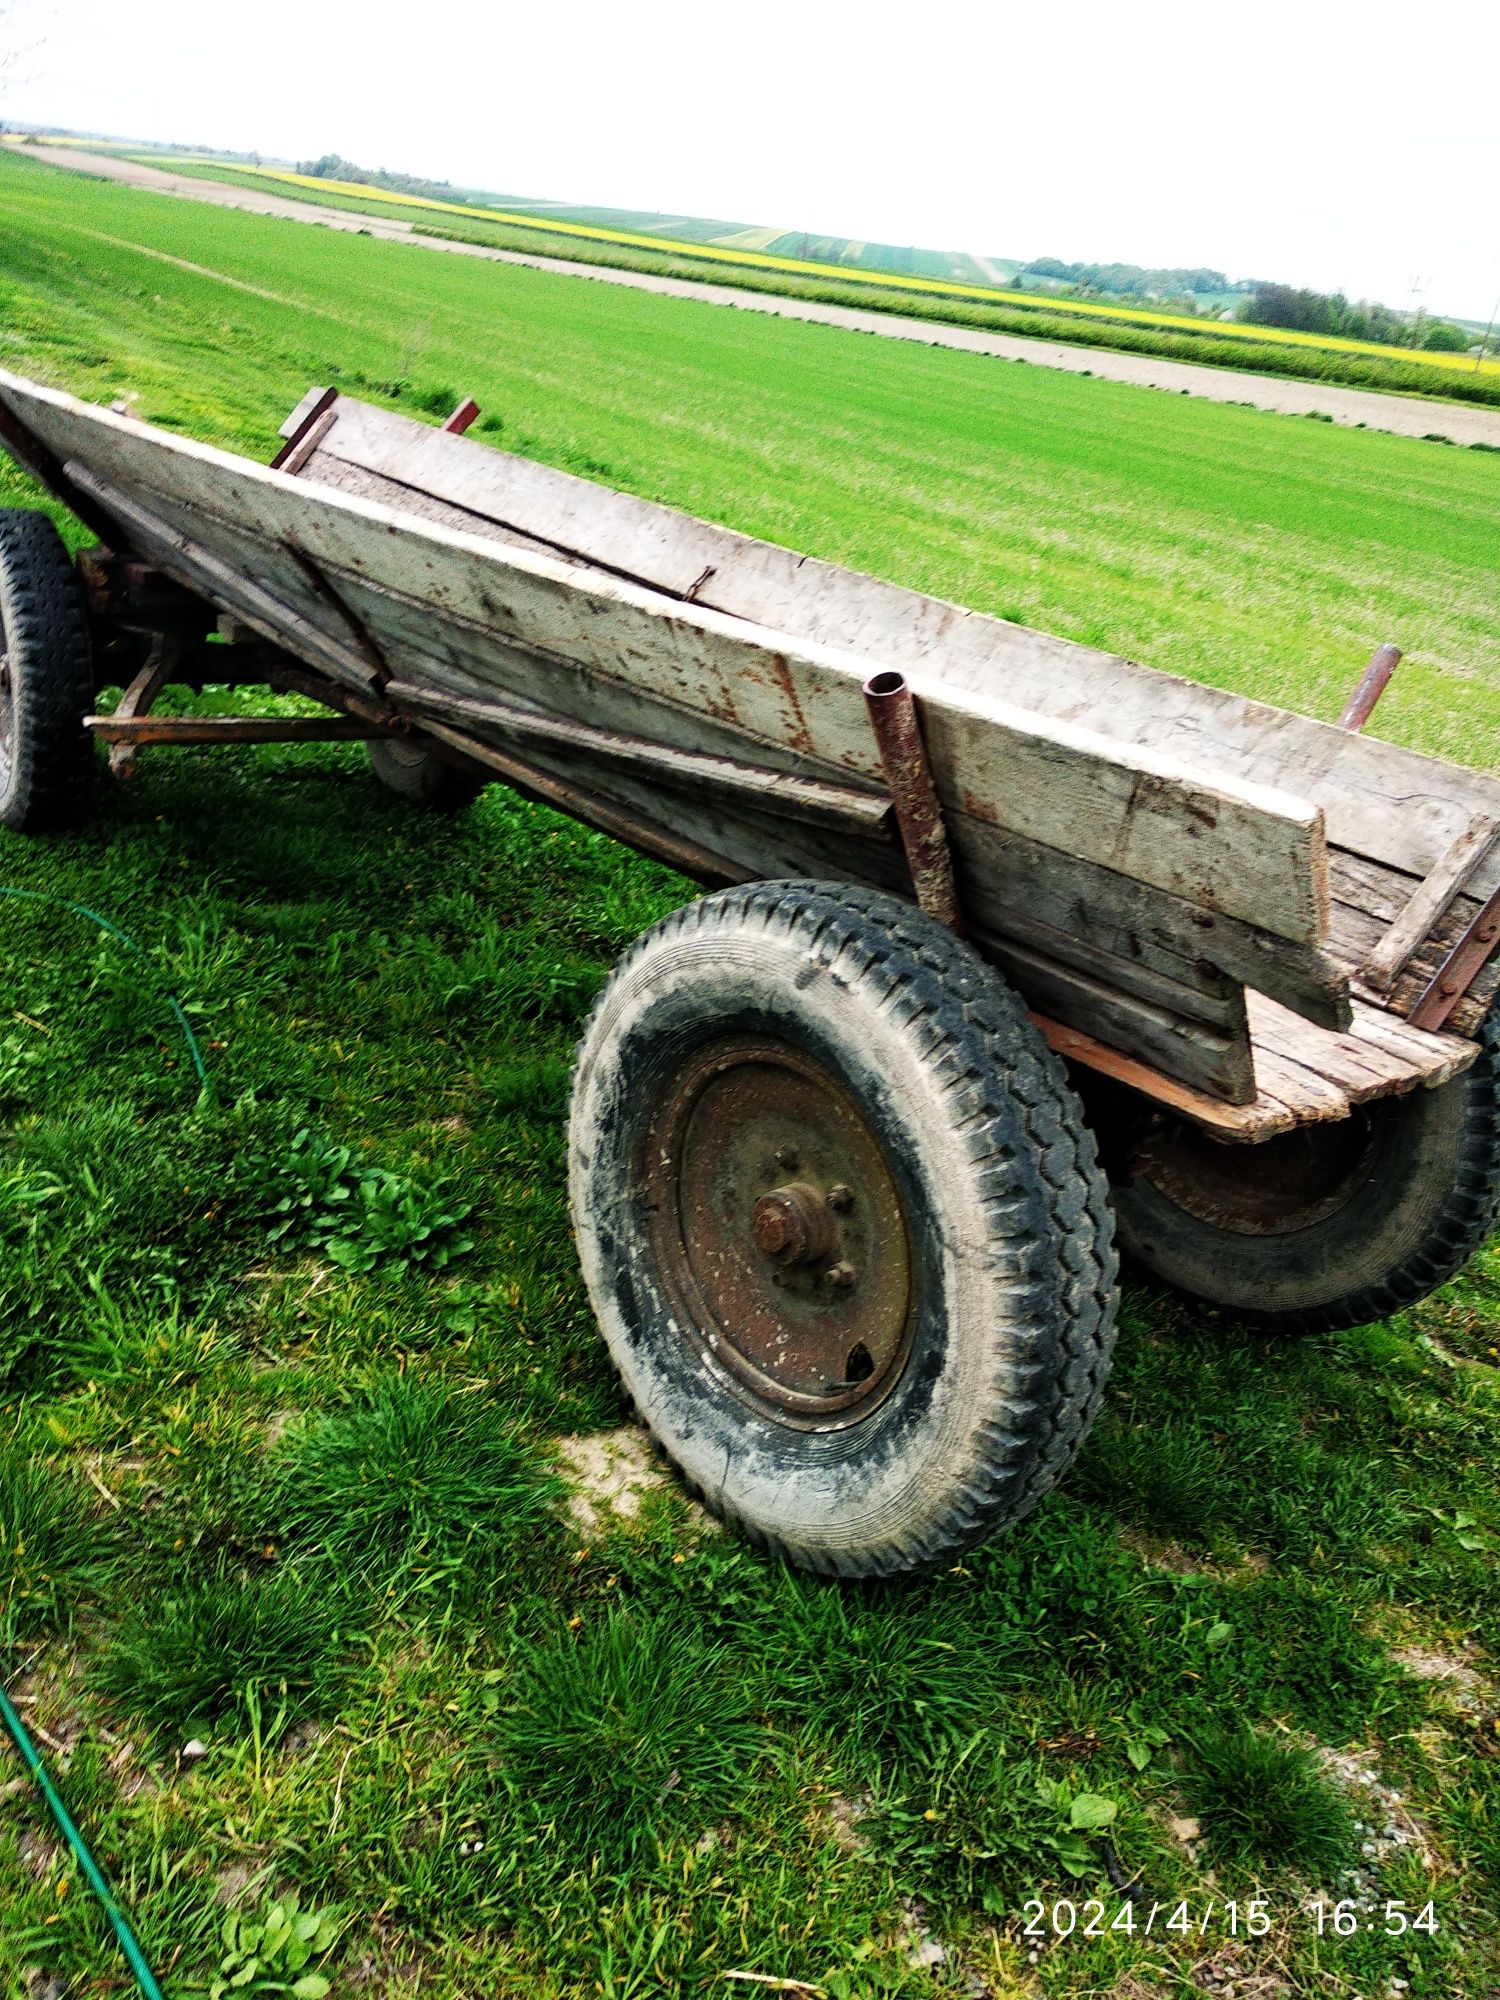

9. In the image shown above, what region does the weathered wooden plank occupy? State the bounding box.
[278,408,338,478]
[1247,993,1423,1102]
[309,394,1500,903]
[1035,1017,1300,1143]
[1326,850,1500,1038]
[1345,1000,1477,1086]
[277,385,334,442]
[983,932,1256,1102]
[1247,1046,1355,1122]
[64,465,380,695]
[381,678,893,830]
[417,717,748,887]
[302,443,588,569]
[4,376,1331,949]
[57,438,1340,1090]
[1360,815,1500,995]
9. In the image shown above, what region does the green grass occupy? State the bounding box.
[0,143,1498,1997]
[99,150,1500,410]
[1183,1727,1356,1873]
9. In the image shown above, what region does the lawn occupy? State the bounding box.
[1,144,1498,1998]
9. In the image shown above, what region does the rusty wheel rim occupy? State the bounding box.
[643,1036,914,1426]
[1133,1110,1378,1236]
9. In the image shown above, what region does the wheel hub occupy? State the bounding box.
[643,1037,913,1423]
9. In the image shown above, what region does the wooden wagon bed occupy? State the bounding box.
[2,368,1495,1142]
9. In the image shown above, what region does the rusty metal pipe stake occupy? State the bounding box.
[1338,643,1402,732]
[442,396,481,436]
[862,669,965,934]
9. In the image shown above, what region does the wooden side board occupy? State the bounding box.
[0,369,1411,1111]
[1,370,1331,949]
[304,395,1500,903]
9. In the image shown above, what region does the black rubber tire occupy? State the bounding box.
[568,880,1119,1578]
[1110,1007,1500,1335]
[367,736,488,812]
[0,509,95,833]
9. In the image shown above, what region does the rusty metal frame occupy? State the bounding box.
[270,386,337,471]
[442,397,481,436]
[1338,643,1402,733]
[87,714,395,747]
[1407,886,1500,1030]
[862,669,965,933]
[104,634,182,777]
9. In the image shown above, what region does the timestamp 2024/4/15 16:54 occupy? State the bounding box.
[1019,1898,1441,1940]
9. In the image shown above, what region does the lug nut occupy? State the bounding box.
[826,1184,854,1213]
[826,1262,857,1289]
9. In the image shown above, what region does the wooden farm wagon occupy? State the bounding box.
[2,367,1497,1576]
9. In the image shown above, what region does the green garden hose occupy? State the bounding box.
[0,885,212,1093]
[2,883,211,1994]
[0,1679,166,1999]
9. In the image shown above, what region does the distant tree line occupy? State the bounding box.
[297,153,463,204]
[1240,282,1470,352]
[1021,257,1238,297]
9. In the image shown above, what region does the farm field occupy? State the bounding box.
[1,142,1499,1998]
[13,135,1500,415]
[102,152,1500,376]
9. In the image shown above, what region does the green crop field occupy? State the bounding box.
[1,144,1498,1998]
[23,138,1500,413]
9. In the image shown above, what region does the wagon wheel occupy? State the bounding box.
[0,510,95,833]
[1108,1007,1500,1334]
[568,880,1119,1578]
[366,736,488,812]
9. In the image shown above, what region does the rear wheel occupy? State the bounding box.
[0,510,94,833]
[367,736,487,812]
[568,880,1119,1578]
[1108,1009,1500,1334]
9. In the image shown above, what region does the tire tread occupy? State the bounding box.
[573,879,1119,1577]
[0,509,94,833]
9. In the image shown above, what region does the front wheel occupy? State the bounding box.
[0,509,95,833]
[567,881,1119,1578]
[1107,1008,1500,1334]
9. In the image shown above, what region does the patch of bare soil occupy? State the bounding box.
[554,1425,670,1536]
[1317,1742,1439,1920]
[1117,1526,1269,1580]
[1391,1644,1490,1708]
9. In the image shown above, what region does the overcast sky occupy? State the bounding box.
[5,0,1498,322]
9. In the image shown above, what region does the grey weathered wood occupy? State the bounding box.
[307,396,1500,903]
[1326,845,1500,1037]
[10,380,1353,1100]
[1247,994,1426,1101]
[981,931,1256,1101]
[381,678,893,830]
[24,368,1472,1116]
[278,408,337,478]
[1359,815,1500,996]
[2,373,1330,948]
[1343,999,1478,1086]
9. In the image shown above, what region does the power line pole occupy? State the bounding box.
[1477,285,1500,372]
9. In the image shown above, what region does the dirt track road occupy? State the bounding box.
[21,145,1500,452]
